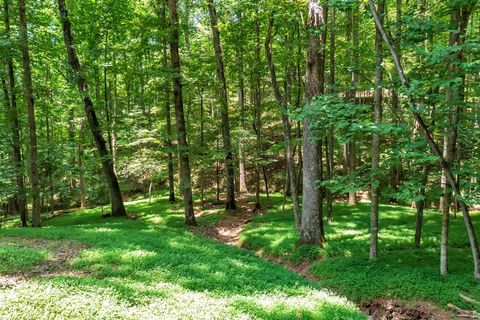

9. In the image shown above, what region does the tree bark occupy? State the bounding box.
[326,6,335,223]
[300,0,326,245]
[166,0,196,225]
[4,0,27,227]
[254,19,262,210]
[57,0,127,217]
[158,1,176,203]
[236,12,248,194]
[415,165,429,248]
[265,14,301,231]
[369,0,480,279]
[18,0,41,227]
[370,0,384,260]
[207,0,236,210]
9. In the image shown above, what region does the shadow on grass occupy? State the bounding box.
[0,195,364,319]
[240,194,480,311]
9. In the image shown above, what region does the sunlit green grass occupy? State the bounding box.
[0,245,50,274]
[240,194,480,311]
[0,194,365,319]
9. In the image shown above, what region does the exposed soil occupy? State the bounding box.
[199,196,460,320]
[361,299,454,320]
[0,237,90,288]
[200,193,265,246]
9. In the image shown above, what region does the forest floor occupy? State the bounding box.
[219,194,480,320]
[2,193,480,319]
[0,194,364,320]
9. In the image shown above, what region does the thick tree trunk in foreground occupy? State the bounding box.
[57,0,126,217]
[18,0,41,227]
[370,0,384,260]
[4,0,27,227]
[166,0,196,225]
[207,0,236,210]
[369,0,480,279]
[265,14,301,231]
[300,0,326,245]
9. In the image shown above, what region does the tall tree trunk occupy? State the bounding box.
[236,12,248,194]
[78,120,87,208]
[4,0,27,227]
[57,0,126,217]
[370,0,384,260]
[166,0,196,225]
[254,19,262,210]
[369,0,480,279]
[158,1,176,203]
[440,4,470,277]
[207,0,236,210]
[348,5,359,205]
[326,6,336,223]
[18,0,41,227]
[300,0,326,245]
[265,14,301,231]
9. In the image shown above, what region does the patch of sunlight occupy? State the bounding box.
[0,281,362,320]
[122,250,156,259]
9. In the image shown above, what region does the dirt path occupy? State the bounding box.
[0,237,89,289]
[199,194,318,282]
[198,197,460,320]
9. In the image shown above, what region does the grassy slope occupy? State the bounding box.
[240,194,480,310]
[0,196,364,320]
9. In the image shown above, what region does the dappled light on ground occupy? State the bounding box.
[0,195,364,319]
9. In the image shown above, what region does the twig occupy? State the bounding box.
[461,293,480,306]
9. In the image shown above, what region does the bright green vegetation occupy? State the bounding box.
[0,245,49,274]
[240,194,480,311]
[0,195,365,320]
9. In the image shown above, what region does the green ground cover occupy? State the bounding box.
[0,195,364,320]
[240,194,480,311]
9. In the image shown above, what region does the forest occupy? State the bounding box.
[1,0,480,319]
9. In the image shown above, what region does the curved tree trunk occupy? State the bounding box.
[369,0,480,279]
[265,14,301,231]
[57,0,126,217]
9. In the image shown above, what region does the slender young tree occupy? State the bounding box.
[166,0,196,225]
[157,0,175,203]
[57,0,127,217]
[369,0,480,280]
[265,13,301,231]
[18,0,41,227]
[300,0,326,245]
[370,0,384,260]
[206,0,236,210]
[4,0,27,227]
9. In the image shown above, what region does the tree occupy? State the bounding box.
[166,0,196,226]
[300,0,326,245]
[369,0,480,280]
[206,0,236,210]
[18,0,41,227]
[57,0,127,217]
[3,0,27,227]
[265,13,301,231]
[370,0,384,260]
